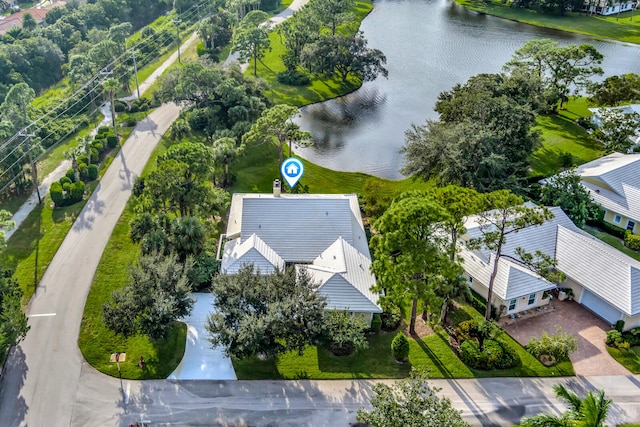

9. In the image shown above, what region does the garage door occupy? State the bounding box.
[581,289,622,324]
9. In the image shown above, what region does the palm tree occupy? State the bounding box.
[520,384,612,427]
[102,78,119,139]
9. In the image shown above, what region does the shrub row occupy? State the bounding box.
[460,337,520,370]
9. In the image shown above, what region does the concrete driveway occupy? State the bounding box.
[167,293,236,380]
[503,299,629,376]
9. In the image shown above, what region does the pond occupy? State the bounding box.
[295,0,640,179]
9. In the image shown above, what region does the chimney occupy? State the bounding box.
[273,179,281,197]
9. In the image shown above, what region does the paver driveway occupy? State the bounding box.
[503,299,629,376]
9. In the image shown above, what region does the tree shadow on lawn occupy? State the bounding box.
[411,332,455,379]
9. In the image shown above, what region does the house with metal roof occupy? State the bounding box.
[575,152,640,235]
[219,190,382,324]
[459,206,640,330]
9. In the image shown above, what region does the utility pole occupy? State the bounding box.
[173,19,182,64]
[131,49,141,99]
[18,130,41,204]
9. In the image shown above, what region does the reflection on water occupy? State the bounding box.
[296,0,640,179]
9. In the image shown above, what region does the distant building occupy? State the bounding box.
[582,0,636,15]
[0,7,48,35]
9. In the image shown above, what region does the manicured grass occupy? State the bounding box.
[582,225,640,262]
[230,141,430,195]
[1,183,97,303]
[530,98,604,177]
[456,0,640,44]
[607,346,640,374]
[234,303,573,379]
[253,0,373,106]
[77,136,188,380]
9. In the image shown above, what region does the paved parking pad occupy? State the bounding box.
[167,293,236,380]
[503,299,629,376]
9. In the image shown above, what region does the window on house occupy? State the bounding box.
[508,299,517,311]
[527,293,537,306]
[627,221,636,231]
[614,214,622,224]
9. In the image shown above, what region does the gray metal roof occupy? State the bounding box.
[556,226,640,316]
[226,193,368,263]
[221,234,285,274]
[222,193,380,312]
[306,237,382,312]
[575,153,640,224]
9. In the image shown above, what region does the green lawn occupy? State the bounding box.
[530,97,604,177]
[234,303,574,379]
[77,136,190,380]
[607,346,640,374]
[456,0,640,44]
[252,0,373,106]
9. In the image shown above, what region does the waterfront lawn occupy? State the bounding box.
[234,303,574,379]
[607,346,640,374]
[254,0,373,106]
[230,141,431,195]
[530,98,603,178]
[456,0,640,44]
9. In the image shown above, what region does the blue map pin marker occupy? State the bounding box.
[281,157,304,188]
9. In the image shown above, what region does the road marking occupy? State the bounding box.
[125,382,131,404]
[28,313,56,317]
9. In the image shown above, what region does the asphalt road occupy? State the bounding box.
[0,103,181,427]
[71,371,640,426]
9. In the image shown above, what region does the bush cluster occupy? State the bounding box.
[606,327,640,349]
[624,230,640,251]
[526,328,578,362]
[454,319,520,370]
[277,70,311,86]
[380,303,402,331]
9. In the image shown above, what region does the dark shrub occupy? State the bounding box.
[113,100,127,112]
[129,104,139,113]
[88,164,98,180]
[558,151,574,169]
[92,142,104,153]
[98,126,110,135]
[50,182,65,207]
[78,163,88,180]
[90,148,99,164]
[188,254,220,291]
[70,181,85,203]
[370,313,382,333]
[59,176,71,186]
[391,332,410,361]
[77,155,88,165]
[277,70,311,86]
[615,319,626,332]
[106,134,118,148]
[126,118,137,127]
[94,133,106,141]
[381,304,402,331]
[65,169,76,183]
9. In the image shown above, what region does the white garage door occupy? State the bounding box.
[581,289,622,325]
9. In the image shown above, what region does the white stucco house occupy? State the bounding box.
[582,0,636,15]
[575,152,640,235]
[218,188,382,324]
[459,205,640,330]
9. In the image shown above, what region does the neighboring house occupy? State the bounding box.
[575,152,640,235]
[459,206,640,330]
[582,0,636,15]
[0,7,48,34]
[219,186,382,324]
[588,104,640,151]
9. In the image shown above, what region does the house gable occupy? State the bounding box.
[221,233,284,274]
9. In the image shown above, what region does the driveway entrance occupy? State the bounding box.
[502,299,629,376]
[167,293,236,380]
